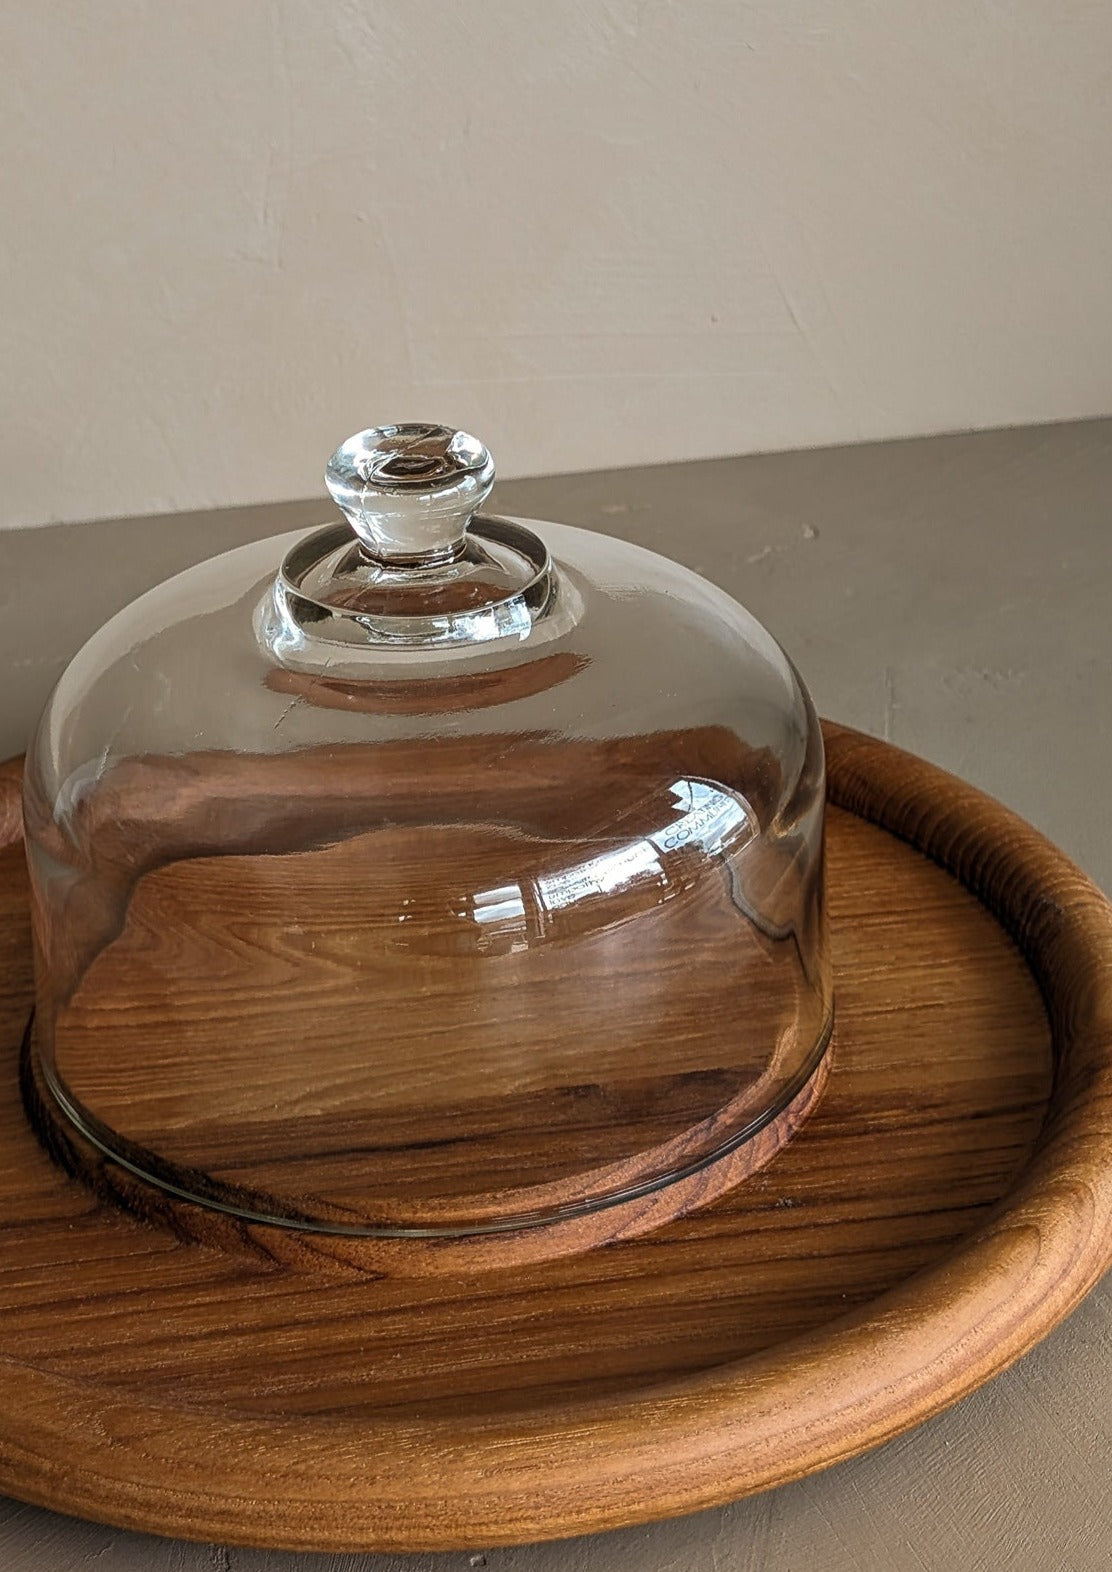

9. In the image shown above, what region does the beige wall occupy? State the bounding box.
[3,1,1110,529]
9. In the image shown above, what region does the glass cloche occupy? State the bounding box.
[22,425,832,1251]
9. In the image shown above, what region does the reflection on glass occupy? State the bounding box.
[24,424,832,1239]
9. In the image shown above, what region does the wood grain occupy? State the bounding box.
[26,723,827,1265]
[0,722,1108,1554]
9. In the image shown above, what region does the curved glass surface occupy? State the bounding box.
[23,426,832,1237]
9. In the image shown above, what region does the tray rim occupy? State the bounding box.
[0,720,1110,1553]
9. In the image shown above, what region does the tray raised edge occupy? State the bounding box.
[0,722,1109,1552]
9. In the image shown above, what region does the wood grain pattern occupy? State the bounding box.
[26,722,826,1265]
[0,722,1108,1554]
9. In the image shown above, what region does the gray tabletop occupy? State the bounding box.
[3,419,1111,1571]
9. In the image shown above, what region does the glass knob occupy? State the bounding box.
[325,424,495,566]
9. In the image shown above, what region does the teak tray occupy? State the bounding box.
[0,722,1110,1554]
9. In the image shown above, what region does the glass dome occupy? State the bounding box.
[23,424,832,1246]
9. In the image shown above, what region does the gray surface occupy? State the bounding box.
[3,418,1111,1570]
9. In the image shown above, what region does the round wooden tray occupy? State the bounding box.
[0,722,1110,1554]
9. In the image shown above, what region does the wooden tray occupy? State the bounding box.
[0,722,1110,1554]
